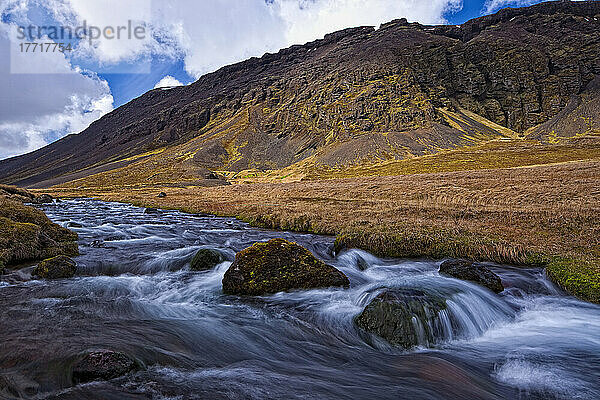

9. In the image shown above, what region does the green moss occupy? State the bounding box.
[222,238,349,295]
[32,255,77,279]
[546,256,600,303]
[190,249,224,271]
[0,198,78,265]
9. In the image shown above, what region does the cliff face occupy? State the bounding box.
[1,1,599,188]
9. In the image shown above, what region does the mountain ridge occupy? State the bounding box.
[1,0,599,188]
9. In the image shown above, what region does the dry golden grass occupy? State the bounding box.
[47,159,600,302]
[51,136,600,187]
[303,137,600,180]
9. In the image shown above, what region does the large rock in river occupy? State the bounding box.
[439,259,504,293]
[222,238,349,295]
[355,289,448,349]
[32,255,77,279]
[72,350,141,383]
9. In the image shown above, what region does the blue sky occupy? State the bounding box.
[0,0,547,159]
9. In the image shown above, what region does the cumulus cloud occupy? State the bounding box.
[483,0,548,13]
[155,0,463,78]
[39,0,464,77]
[154,75,184,89]
[0,26,113,159]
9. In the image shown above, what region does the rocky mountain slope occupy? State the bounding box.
[1,1,599,188]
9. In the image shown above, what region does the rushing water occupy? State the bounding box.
[1,199,599,400]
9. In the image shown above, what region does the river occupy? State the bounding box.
[1,199,599,399]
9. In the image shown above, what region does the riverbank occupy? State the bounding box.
[0,185,78,268]
[44,159,600,303]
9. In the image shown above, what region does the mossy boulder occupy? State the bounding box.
[190,248,225,271]
[223,238,349,295]
[72,350,142,384]
[355,289,448,349]
[439,259,504,293]
[33,255,77,279]
[0,198,78,266]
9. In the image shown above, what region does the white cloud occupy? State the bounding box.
[278,0,462,45]
[483,0,545,13]
[37,0,464,78]
[154,75,184,89]
[0,24,113,159]
[156,0,463,78]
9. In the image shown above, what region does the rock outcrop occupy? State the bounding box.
[0,2,598,188]
[190,248,225,271]
[439,259,504,293]
[32,194,53,204]
[222,238,349,295]
[355,289,449,349]
[0,189,78,267]
[72,350,141,384]
[32,255,77,279]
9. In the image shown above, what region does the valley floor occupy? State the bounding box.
[46,157,600,303]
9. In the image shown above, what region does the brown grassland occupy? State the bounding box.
[45,138,600,303]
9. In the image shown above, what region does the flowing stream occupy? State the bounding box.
[1,199,599,400]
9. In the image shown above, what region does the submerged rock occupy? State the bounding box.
[439,260,504,293]
[223,238,349,295]
[356,255,370,271]
[355,289,448,349]
[190,248,224,271]
[144,207,160,214]
[32,255,77,279]
[72,350,141,384]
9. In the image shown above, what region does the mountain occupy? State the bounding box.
[1,1,599,188]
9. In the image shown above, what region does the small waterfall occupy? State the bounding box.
[346,250,517,348]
